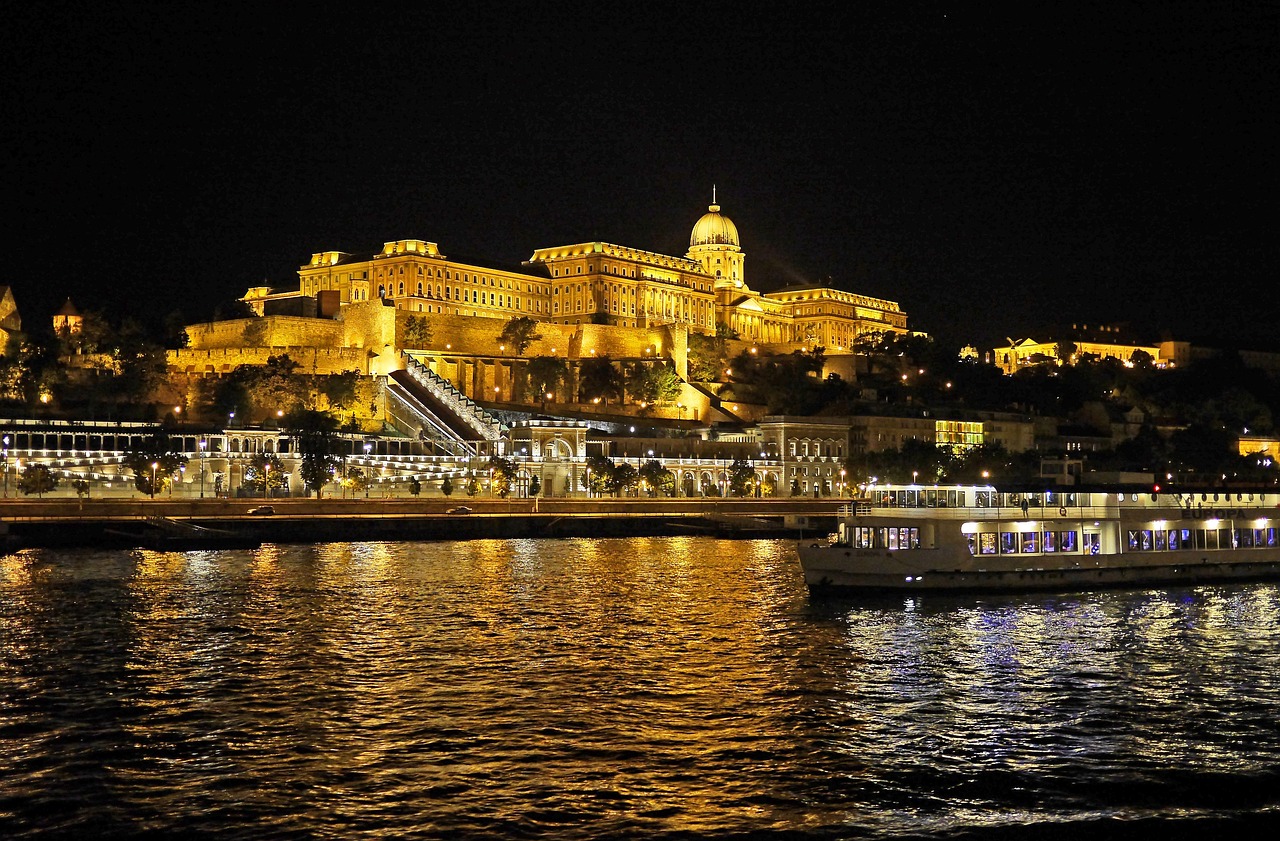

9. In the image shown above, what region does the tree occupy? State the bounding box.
[578,356,623,405]
[241,453,286,496]
[628,362,683,406]
[1054,340,1079,365]
[72,478,90,499]
[409,477,422,497]
[487,455,518,497]
[441,476,454,496]
[639,460,675,496]
[319,370,360,412]
[214,299,257,320]
[527,356,568,403]
[687,331,729,382]
[727,458,756,497]
[608,462,638,496]
[498,316,542,355]
[242,318,268,346]
[19,464,57,498]
[528,475,542,497]
[112,318,170,415]
[586,454,615,495]
[284,408,339,497]
[404,315,433,348]
[122,432,187,496]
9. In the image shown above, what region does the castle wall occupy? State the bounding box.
[186,317,345,351]
[168,347,369,375]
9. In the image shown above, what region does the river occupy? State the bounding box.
[2,538,1278,838]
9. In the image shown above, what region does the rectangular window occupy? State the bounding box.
[1083,533,1100,555]
[1001,532,1018,554]
[1154,530,1167,551]
[979,533,998,555]
[1043,531,1057,552]
[1140,530,1153,550]
[1022,532,1039,553]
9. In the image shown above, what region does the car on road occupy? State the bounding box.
[446,506,472,515]
[247,505,275,515]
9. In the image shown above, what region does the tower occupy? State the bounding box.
[686,189,744,291]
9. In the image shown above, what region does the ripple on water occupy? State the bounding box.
[2,541,1280,839]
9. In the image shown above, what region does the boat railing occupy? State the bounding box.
[844,505,1137,521]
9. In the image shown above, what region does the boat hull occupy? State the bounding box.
[798,543,1280,594]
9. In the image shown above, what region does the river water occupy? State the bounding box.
[2,538,1278,839]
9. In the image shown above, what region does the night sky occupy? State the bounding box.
[7,2,1276,351]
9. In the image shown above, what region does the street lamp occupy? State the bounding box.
[198,439,206,498]
[2,434,8,498]
[150,461,158,499]
[363,442,372,497]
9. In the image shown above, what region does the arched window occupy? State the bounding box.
[378,285,386,298]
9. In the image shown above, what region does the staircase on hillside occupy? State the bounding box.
[384,356,506,455]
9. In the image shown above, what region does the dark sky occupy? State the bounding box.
[7,2,1276,350]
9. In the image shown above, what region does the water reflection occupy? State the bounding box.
[1,542,1278,839]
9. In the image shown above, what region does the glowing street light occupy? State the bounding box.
[150,461,158,499]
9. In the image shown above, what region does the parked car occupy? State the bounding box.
[247,505,275,515]
[446,506,472,515]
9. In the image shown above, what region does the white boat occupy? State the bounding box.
[797,484,1280,593]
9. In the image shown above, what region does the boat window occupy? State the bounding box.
[1195,529,1211,550]
[886,529,899,550]
[1220,528,1233,548]
[1022,532,1039,553]
[968,535,976,556]
[1000,532,1018,554]
[1237,529,1254,548]
[1083,533,1099,555]
[1154,530,1167,551]
[1043,531,1057,552]
[1127,530,1140,550]
[979,533,998,555]
[1266,528,1277,547]
[1167,530,1181,550]
[1140,530,1153,550]
[1060,531,1078,552]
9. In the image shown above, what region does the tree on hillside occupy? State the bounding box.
[319,370,360,412]
[498,316,542,355]
[527,356,568,403]
[628,361,683,406]
[1054,340,1079,365]
[578,357,623,405]
[686,331,729,382]
[404,315,433,348]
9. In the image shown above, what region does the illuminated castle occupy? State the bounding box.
[242,197,910,350]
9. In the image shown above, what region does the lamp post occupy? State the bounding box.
[2,434,8,498]
[363,442,372,498]
[198,439,206,498]
[150,461,158,500]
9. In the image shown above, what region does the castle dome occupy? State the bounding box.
[689,202,739,248]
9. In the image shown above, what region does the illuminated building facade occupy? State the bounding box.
[244,199,911,349]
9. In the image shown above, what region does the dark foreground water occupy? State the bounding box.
[2,538,1278,840]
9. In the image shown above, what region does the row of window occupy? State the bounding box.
[1127,527,1279,551]
[972,530,1091,555]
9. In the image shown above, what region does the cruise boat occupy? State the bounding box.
[797,484,1280,593]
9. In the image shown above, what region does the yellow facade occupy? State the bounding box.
[245,199,911,351]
